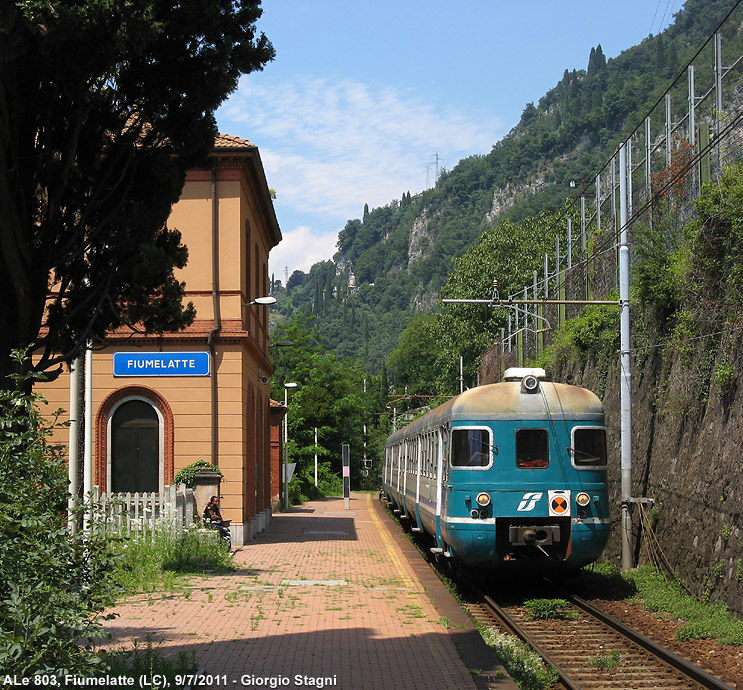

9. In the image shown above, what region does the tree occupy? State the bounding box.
[386,314,440,395]
[269,315,387,494]
[0,1,274,388]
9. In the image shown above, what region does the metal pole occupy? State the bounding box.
[68,356,82,533]
[665,94,672,168]
[459,355,464,394]
[689,65,696,148]
[83,343,93,530]
[283,387,289,511]
[567,219,573,270]
[580,196,586,255]
[715,33,723,168]
[645,117,652,209]
[442,298,620,306]
[314,427,318,488]
[619,143,633,572]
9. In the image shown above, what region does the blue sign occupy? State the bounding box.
[113,352,210,377]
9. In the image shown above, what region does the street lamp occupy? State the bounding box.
[283,382,298,511]
[244,295,277,306]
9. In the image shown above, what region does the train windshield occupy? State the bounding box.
[572,427,608,467]
[516,428,549,468]
[451,428,491,468]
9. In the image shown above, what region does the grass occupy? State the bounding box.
[582,562,743,646]
[523,598,580,621]
[627,565,743,645]
[99,525,235,680]
[580,560,638,599]
[113,524,234,594]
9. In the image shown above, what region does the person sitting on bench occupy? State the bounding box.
[203,495,231,546]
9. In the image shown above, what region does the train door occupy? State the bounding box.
[437,426,450,549]
[404,438,412,511]
[439,427,450,518]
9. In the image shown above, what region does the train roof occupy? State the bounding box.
[387,379,604,444]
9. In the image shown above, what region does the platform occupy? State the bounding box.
[101,493,516,689]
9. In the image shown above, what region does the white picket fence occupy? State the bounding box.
[92,485,196,537]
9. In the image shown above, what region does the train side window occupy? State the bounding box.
[572,427,608,467]
[516,428,549,469]
[451,428,491,468]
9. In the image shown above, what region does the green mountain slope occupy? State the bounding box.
[272,0,739,373]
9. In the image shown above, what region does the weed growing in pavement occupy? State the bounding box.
[628,565,743,645]
[396,604,426,619]
[481,629,558,690]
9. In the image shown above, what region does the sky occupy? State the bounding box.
[216,1,685,280]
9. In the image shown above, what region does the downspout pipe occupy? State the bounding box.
[208,163,221,466]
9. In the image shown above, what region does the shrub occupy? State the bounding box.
[174,459,223,488]
[0,354,119,677]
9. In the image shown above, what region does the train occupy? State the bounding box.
[381,368,610,573]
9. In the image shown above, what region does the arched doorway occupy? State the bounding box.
[110,399,161,493]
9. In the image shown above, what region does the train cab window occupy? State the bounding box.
[516,428,549,469]
[572,427,608,467]
[451,428,491,468]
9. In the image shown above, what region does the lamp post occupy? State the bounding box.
[283,382,298,511]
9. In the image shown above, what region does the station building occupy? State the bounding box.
[37,134,284,545]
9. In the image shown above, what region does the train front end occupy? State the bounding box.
[440,369,610,573]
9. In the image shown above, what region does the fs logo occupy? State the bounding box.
[516,492,543,512]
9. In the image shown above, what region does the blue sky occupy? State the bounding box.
[216,1,684,279]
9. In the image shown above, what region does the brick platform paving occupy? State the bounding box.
[101,493,515,690]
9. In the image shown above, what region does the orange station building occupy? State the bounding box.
[37,134,284,545]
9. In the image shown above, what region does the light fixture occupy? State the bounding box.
[244,296,277,306]
[476,492,491,507]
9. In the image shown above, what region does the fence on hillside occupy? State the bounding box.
[478,4,743,381]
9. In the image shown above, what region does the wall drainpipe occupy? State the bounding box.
[208,163,220,467]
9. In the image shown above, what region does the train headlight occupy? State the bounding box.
[576,492,591,507]
[476,492,491,507]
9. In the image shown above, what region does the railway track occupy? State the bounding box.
[465,589,736,690]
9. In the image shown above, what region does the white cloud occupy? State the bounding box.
[219,75,505,224]
[268,225,339,278]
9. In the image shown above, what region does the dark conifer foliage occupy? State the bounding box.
[0,1,274,386]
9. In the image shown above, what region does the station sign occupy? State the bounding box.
[113,351,210,377]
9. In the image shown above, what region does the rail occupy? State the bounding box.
[470,591,736,690]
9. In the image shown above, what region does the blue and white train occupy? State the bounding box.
[382,368,610,572]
